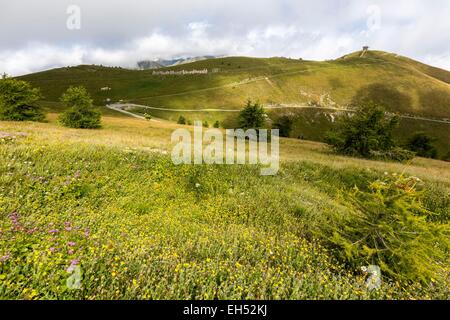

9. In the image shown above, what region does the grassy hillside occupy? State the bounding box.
[19,51,450,117]
[1,115,449,299]
[17,50,450,157]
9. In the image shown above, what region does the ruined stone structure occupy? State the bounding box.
[152,69,208,76]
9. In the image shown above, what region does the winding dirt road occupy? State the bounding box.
[106,103,450,124]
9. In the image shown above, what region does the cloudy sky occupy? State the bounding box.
[1,0,449,75]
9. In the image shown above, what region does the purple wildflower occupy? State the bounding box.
[66,258,80,273]
[8,212,23,231]
[27,227,38,234]
[0,254,11,263]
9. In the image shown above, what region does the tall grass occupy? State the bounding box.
[0,121,448,299]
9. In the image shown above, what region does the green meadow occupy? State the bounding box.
[0,114,449,299]
[1,51,449,300]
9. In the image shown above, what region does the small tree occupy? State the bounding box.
[238,100,267,130]
[325,102,406,159]
[0,78,45,121]
[177,115,186,125]
[202,120,209,128]
[59,86,101,129]
[213,120,220,128]
[273,115,294,137]
[406,132,438,159]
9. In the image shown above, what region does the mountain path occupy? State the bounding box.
[107,103,450,124]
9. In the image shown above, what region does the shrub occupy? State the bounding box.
[144,113,152,120]
[177,115,186,125]
[325,102,410,160]
[273,115,294,137]
[202,120,209,128]
[314,175,449,283]
[422,183,450,223]
[213,120,220,128]
[443,151,450,162]
[0,78,45,121]
[406,132,438,159]
[59,86,101,129]
[238,100,267,130]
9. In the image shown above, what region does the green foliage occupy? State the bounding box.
[273,115,294,137]
[238,100,267,130]
[202,120,209,128]
[0,78,45,121]
[406,132,438,159]
[14,53,450,154]
[443,151,450,162]
[144,113,152,120]
[177,115,186,125]
[314,175,449,283]
[325,102,412,160]
[422,183,450,223]
[0,134,448,299]
[59,86,101,129]
[213,120,220,128]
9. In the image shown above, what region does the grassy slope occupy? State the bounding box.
[1,115,449,299]
[18,51,450,156]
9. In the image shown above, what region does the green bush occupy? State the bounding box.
[272,115,294,137]
[177,115,186,125]
[443,151,450,162]
[317,176,449,283]
[59,86,101,129]
[213,120,220,128]
[325,102,413,161]
[238,100,267,130]
[0,78,45,121]
[406,132,438,159]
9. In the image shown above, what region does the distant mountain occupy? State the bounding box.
[137,56,218,69]
[136,60,164,70]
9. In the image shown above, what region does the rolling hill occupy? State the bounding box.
[17,50,450,158]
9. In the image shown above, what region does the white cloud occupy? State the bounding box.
[0,0,449,75]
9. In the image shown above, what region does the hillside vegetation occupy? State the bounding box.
[19,51,450,117]
[1,115,449,299]
[17,50,450,157]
